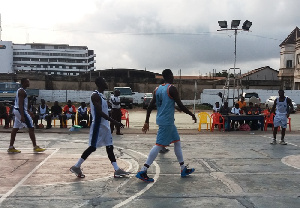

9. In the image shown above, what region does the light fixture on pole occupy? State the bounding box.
[217,20,252,104]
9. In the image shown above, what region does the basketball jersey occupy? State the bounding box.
[155,84,175,125]
[110,95,121,109]
[14,88,28,112]
[90,90,109,125]
[275,97,288,116]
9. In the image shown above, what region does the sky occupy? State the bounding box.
[1,0,299,76]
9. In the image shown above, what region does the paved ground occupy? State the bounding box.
[0,110,299,208]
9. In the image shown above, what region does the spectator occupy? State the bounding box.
[219,102,230,115]
[77,102,89,128]
[213,102,220,113]
[37,99,52,129]
[0,102,9,129]
[51,101,64,128]
[238,96,247,114]
[63,100,76,126]
[28,100,39,128]
[231,103,242,130]
[109,90,122,135]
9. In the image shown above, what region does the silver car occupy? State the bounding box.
[265,96,297,113]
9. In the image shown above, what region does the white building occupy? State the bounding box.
[0,41,13,73]
[278,27,300,89]
[0,42,96,75]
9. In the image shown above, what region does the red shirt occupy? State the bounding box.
[63,105,76,114]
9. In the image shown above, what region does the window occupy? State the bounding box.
[286,60,292,68]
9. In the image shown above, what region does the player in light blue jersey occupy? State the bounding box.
[136,69,197,182]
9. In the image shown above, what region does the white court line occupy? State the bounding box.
[112,148,160,208]
[281,155,300,170]
[0,148,60,205]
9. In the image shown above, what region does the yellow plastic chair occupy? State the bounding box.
[198,112,211,131]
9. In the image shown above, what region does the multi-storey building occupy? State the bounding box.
[0,41,96,75]
[278,27,300,89]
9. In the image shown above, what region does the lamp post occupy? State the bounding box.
[217,20,252,104]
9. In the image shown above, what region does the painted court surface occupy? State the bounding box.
[0,110,300,208]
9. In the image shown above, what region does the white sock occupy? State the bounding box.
[112,162,119,171]
[144,145,162,169]
[141,166,148,172]
[75,158,85,168]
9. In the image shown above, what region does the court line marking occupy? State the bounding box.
[281,155,300,170]
[112,148,160,208]
[0,148,60,205]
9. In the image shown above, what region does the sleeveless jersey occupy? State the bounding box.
[14,88,28,112]
[156,84,175,125]
[39,105,47,114]
[275,97,288,116]
[90,90,109,125]
[78,106,87,115]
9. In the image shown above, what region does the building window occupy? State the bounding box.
[286,60,292,68]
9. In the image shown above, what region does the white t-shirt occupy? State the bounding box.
[110,95,121,109]
[231,107,241,115]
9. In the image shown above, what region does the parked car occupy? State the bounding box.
[114,87,134,109]
[243,92,261,105]
[265,96,297,113]
[142,93,153,109]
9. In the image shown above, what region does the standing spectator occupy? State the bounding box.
[77,102,89,128]
[0,102,9,129]
[51,101,64,128]
[37,99,52,129]
[63,100,76,126]
[270,90,294,145]
[110,89,122,135]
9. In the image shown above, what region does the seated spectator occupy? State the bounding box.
[219,101,231,130]
[231,103,242,129]
[245,102,259,130]
[213,102,220,113]
[253,103,261,115]
[63,100,76,126]
[0,102,9,129]
[237,96,247,114]
[77,102,89,128]
[37,99,52,129]
[28,100,39,128]
[51,101,64,128]
[219,101,230,115]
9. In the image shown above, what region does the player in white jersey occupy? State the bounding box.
[270,89,293,145]
[8,78,46,153]
[70,77,130,178]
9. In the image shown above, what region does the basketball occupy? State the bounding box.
[38,123,44,129]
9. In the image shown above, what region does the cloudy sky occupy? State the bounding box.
[1,0,299,76]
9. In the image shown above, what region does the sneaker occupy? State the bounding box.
[279,140,287,145]
[33,146,46,152]
[136,171,154,182]
[270,140,277,145]
[114,168,130,178]
[159,147,170,154]
[7,147,21,153]
[181,165,195,177]
[70,166,85,178]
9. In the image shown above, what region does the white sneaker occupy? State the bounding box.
[114,168,130,178]
[279,140,287,145]
[270,139,277,145]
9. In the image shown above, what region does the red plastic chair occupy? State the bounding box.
[262,109,270,116]
[264,113,275,131]
[210,112,225,131]
[120,108,129,128]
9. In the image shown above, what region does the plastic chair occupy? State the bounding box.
[264,113,275,131]
[197,112,211,131]
[210,112,225,131]
[262,109,270,116]
[121,108,129,128]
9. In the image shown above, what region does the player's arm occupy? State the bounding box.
[169,85,197,123]
[18,89,26,122]
[270,99,277,114]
